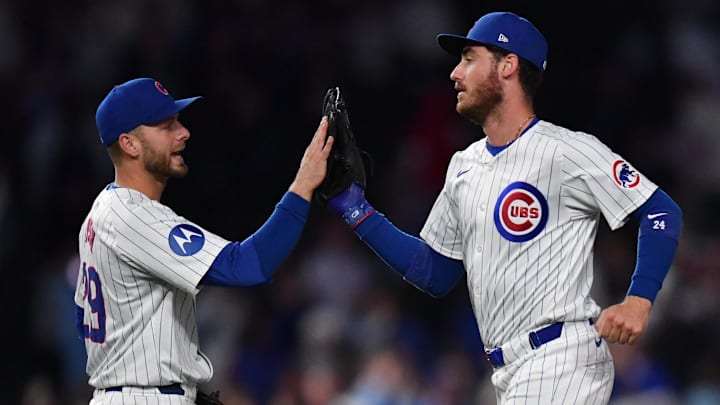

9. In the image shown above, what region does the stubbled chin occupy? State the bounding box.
[171,165,189,178]
[455,94,469,109]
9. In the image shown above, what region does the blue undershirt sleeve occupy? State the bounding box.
[626,188,682,302]
[354,212,465,297]
[201,192,309,287]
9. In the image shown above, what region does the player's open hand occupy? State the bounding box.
[289,117,334,201]
[594,295,652,345]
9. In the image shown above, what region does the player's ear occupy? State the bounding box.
[117,132,141,158]
[500,54,520,78]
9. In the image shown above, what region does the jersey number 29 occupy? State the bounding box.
[82,262,106,343]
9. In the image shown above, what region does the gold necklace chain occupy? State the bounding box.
[506,114,536,145]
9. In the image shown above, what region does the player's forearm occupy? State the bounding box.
[354,211,464,297]
[252,191,309,272]
[627,233,679,301]
[202,192,309,286]
[326,184,463,296]
[626,188,682,302]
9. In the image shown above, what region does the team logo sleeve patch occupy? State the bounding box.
[612,159,640,189]
[494,182,549,242]
[168,224,206,256]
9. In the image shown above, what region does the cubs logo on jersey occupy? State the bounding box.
[613,159,640,189]
[494,181,548,242]
[168,224,205,256]
[84,218,96,252]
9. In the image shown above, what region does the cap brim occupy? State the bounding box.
[437,34,487,56]
[145,96,202,125]
[174,96,202,112]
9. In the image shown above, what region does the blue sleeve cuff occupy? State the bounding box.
[281,191,311,220]
[627,277,662,302]
[355,211,385,239]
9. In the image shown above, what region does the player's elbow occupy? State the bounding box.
[426,284,456,298]
[671,198,683,220]
[403,246,464,298]
[429,273,463,297]
[405,274,460,298]
[404,278,451,298]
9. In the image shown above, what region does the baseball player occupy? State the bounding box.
[326,12,682,404]
[74,77,334,404]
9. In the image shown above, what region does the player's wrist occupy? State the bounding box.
[328,182,375,229]
[624,294,653,309]
[289,181,313,202]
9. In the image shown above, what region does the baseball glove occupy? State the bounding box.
[314,86,370,205]
[196,390,222,405]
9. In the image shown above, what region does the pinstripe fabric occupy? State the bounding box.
[420,120,655,401]
[491,321,613,404]
[75,186,229,394]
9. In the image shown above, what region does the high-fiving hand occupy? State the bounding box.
[289,117,335,201]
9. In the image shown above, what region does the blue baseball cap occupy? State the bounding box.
[437,12,548,71]
[95,78,202,146]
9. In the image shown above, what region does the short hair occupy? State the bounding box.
[486,45,543,98]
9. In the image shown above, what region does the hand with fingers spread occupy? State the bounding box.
[595,295,652,345]
[290,117,335,201]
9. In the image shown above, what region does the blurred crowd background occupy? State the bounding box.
[1,0,719,404]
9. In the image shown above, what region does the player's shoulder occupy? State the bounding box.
[451,138,486,161]
[102,186,176,223]
[533,120,610,153]
[105,185,158,204]
[442,139,485,176]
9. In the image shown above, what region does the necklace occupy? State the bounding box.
[506,114,536,145]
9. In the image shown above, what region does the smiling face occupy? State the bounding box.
[136,114,190,180]
[450,45,504,125]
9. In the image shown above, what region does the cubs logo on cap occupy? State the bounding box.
[155,81,170,95]
[168,224,205,256]
[494,182,549,242]
[95,77,202,147]
[612,160,640,189]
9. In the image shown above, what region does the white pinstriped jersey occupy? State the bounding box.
[420,120,657,348]
[74,185,230,389]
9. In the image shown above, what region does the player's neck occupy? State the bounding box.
[483,109,536,147]
[114,169,166,201]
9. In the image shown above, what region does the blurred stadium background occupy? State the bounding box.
[1,0,719,404]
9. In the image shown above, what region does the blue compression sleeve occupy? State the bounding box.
[627,188,682,302]
[354,212,464,297]
[201,192,309,287]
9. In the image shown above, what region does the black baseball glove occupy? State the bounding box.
[314,87,370,206]
[196,390,222,405]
